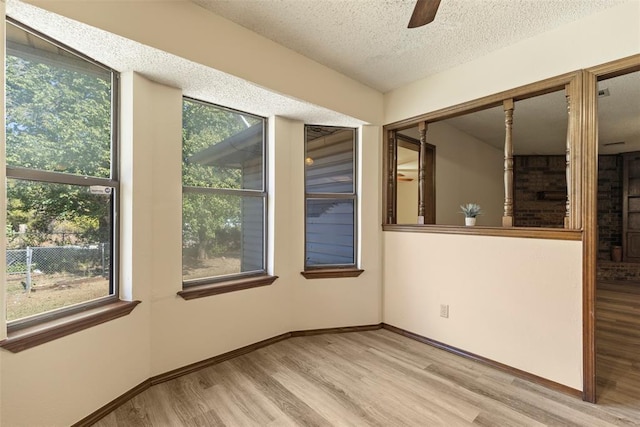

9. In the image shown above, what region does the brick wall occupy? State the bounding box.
[514,156,566,228]
[514,155,622,260]
[597,155,623,261]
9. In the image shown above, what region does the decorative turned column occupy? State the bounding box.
[417,122,427,224]
[387,130,397,224]
[564,91,571,228]
[502,99,514,227]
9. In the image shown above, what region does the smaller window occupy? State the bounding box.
[181,98,267,285]
[304,126,358,269]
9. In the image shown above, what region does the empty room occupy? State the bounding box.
[1,0,639,426]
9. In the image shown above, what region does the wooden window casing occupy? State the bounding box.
[382,71,585,240]
[303,126,362,278]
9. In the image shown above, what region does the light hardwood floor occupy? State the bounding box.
[93,295,640,427]
[596,280,640,423]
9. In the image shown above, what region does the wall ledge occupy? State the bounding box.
[383,224,582,240]
[0,300,141,353]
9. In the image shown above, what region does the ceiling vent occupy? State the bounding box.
[598,88,610,97]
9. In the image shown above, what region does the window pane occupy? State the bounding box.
[306,199,355,266]
[182,99,264,191]
[182,193,265,281]
[5,23,112,178]
[306,127,355,194]
[5,179,113,321]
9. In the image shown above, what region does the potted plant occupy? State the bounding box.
[460,203,482,226]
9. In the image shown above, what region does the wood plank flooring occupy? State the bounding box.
[596,280,640,424]
[93,291,640,427]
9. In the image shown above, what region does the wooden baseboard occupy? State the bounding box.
[71,379,151,427]
[291,324,382,337]
[71,324,382,425]
[73,321,581,426]
[381,323,583,399]
[150,332,292,386]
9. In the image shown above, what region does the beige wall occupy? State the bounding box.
[430,122,503,226]
[1,1,639,424]
[397,180,419,224]
[380,0,640,392]
[383,232,584,389]
[0,76,382,425]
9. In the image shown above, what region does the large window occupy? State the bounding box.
[304,126,357,269]
[182,98,267,285]
[5,20,118,323]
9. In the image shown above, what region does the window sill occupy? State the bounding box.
[178,274,278,300]
[301,268,365,279]
[0,300,141,353]
[382,224,582,241]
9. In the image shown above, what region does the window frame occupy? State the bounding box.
[303,125,362,276]
[180,97,270,290]
[4,18,121,332]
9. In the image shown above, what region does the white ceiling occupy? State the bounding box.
[193,0,627,93]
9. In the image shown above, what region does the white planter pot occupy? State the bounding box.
[465,217,476,226]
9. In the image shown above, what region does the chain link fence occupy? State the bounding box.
[6,244,109,292]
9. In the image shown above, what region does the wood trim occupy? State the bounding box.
[417,122,427,223]
[0,300,141,353]
[586,54,640,81]
[386,71,578,131]
[580,70,598,403]
[581,55,640,403]
[72,324,383,425]
[568,75,583,230]
[382,224,582,240]
[291,324,382,337]
[502,99,514,227]
[178,274,278,300]
[71,379,152,427]
[72,321,588,425]
[386,130,397,223]
[564,85,572,227]
[150,332,292,385]
[381,323,583,399]
[300,268,364,279]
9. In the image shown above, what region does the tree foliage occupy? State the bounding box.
[182,100,261,260]
[5,48,113,248]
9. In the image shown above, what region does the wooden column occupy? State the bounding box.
[417,122,427,224]
[387,130,397,224]
[564,89,571,228]
[502,99,514,227]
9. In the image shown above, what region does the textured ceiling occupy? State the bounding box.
[193,0,627,93]
[7,0,638,150]
[6,0,366,128]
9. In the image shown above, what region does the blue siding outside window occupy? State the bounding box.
[304,126,357,268]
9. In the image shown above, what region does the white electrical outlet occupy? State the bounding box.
[440,304,449,318]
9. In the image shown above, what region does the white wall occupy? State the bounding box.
[385,1,640,124]
[430,122,503,226]
[383,232,584,390]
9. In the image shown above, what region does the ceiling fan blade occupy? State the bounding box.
[408,0,441,28]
